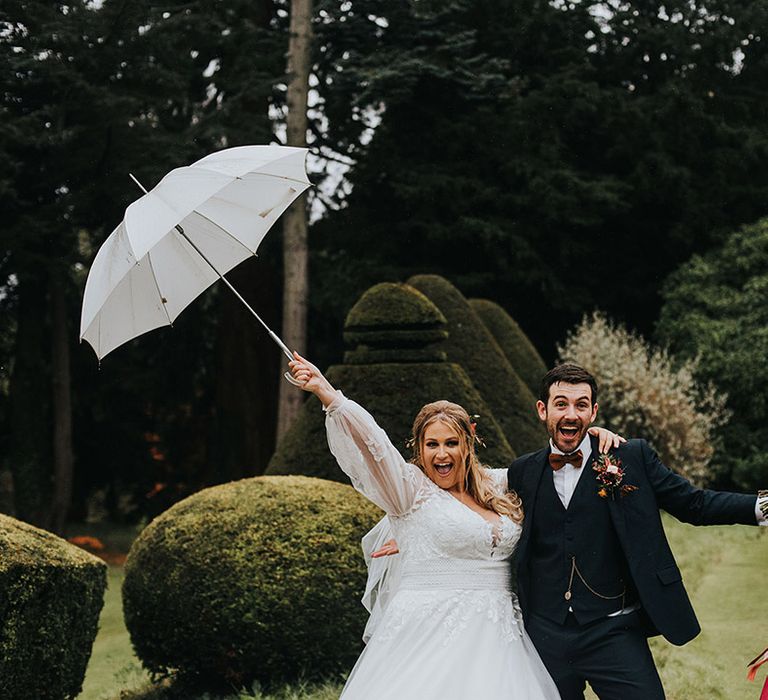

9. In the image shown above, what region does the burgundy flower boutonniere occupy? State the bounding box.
[593,453,638,500]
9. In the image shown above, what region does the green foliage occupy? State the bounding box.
[344,282,446,331]
[309,0,768,359]
[469,299,546,396]
[657,217,768,490]
[0,514,106,700]
[270,280,514,478]
[560,312,730,486]
[122,476,382,689]
[0,0,285,520]
[408,275,546,455]
[5,0,768,523]
[267,362,514,480]
[343,282,448,357]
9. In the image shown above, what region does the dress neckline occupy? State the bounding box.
[443,490,505,546]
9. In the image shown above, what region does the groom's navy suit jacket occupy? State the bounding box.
[507,436,757,646]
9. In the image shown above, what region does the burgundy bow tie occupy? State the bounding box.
[549,450,583,471]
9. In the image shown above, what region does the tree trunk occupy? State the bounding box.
[8,272,51,526]
[209,258,281,482]
[276,0,313,440]
[48,269,74,534]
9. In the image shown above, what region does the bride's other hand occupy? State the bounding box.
[288,352,338,407]
[371,538,400,558]
[588,426,626,453]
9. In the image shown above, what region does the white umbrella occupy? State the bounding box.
[80,145,309,377]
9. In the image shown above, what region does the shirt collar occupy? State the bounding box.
[549,432,592,465]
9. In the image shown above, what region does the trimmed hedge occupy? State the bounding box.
[408,275,546,455]
[469,298,547,397]
[269,280,514,479]
[0,514,106,700]
[267,362,515,481]
[122,476,382,689]
[345,281,446,332]
[343,282,448,361]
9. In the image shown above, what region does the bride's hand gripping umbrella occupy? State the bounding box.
[288,351,339,405]
[79,145,310,384]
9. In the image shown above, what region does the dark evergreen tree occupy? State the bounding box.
[307,0,768,363]
[0,0,285,524]
[657,217,768,491]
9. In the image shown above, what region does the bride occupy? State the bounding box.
[289,352,617,699]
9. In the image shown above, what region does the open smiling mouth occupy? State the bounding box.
[558,424,580,440]
[434,463,453,476]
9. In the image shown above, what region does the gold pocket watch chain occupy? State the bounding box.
[565,555,626,609]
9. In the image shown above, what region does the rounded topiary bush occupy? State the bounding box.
[469,298,547,397]
[0,514,106,700]
[123,476,382,689]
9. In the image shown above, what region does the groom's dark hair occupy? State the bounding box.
[540,364,598,405]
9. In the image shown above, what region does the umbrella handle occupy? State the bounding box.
[275,340,304,387]
[284,371,303,387]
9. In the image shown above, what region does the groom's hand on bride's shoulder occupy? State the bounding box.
[372,539,399,558]
[588,426,627,454]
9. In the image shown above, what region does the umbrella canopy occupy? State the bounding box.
[80,145,310,360]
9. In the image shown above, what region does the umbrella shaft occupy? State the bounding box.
[177,229,293,361]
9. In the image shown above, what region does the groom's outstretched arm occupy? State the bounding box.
[638,439,763,526]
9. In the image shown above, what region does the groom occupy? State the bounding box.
[513,363,767,699]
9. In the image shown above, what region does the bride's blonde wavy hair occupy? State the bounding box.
[409,400,524,523]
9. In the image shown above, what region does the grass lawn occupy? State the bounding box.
[79,516,766,700]
[78,565,150,700]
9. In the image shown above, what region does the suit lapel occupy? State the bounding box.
[589,435,630,546]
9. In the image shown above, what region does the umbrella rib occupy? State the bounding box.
[240,171,310,186]
[190,209,257,256]
[192,158,310,187]
[192,165,309,186]
[146,251,173,325]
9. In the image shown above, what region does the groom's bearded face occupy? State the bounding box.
[536,382,598,453]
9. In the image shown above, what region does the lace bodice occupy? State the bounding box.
[325,391,520,560]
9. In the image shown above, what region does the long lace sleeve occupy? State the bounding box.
[325,391,428,515]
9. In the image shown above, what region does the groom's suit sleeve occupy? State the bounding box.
[638,440,758,526]
[506,455,527,494]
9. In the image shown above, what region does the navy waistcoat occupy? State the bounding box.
[527,463,637,625]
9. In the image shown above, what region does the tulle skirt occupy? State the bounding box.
[340,588,560,699]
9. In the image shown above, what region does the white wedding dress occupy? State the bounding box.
[325,392,560,700]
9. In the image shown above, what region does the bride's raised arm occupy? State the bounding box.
[289,352,425,516]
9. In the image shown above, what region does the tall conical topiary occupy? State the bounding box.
[469,298,547,397]
[408,275,546,455]
[267,283,515,481]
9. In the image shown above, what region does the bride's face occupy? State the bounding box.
[421,419,467,492]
